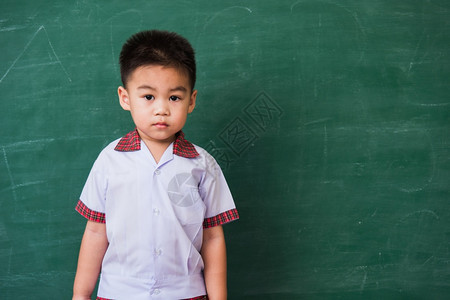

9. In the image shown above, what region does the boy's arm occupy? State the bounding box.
[73,220,109,300]
[201,225,227,300]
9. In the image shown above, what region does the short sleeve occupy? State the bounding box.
[197,151,239,228]
[75,153,108,223]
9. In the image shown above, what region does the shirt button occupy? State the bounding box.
[154,169,161,175]
[154,248,162,256]
[152,288,161,295]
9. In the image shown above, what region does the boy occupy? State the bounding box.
[73,30,239,300]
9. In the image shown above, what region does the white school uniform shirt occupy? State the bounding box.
[76,130,239,299]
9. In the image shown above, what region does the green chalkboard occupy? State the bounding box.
[1,1,449,299]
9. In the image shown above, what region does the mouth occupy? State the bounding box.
[153,122,168,128]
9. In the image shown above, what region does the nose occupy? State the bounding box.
[153,98,169,116]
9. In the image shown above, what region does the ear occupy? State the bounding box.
[188,90,197,114]
[118,86,130,111]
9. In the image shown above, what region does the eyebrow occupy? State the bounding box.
[137,85,187,93]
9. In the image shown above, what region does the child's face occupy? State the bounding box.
[118,65,196,146]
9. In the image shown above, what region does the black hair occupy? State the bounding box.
[119,30,196,90]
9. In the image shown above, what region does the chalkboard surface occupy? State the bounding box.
[1,1,449,299]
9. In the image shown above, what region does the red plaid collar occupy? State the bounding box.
[114,129,199,158]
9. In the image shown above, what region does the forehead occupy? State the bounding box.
[127,65,191,90]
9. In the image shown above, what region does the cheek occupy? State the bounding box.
[130,108,147,123]
[173,111,188,125]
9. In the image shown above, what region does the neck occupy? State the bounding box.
[146,141,169,163]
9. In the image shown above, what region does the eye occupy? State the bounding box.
[169,95,181,101]
[144,95,154,101]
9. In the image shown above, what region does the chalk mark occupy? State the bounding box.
[7,247,13,274]
[110,22,118,75]
[0,25,28,32]
[323,123,328,161]
[421,255,434,267]
[2,138,56,149]
[0,184,37,195]
[304,118,331,126]
[408,29,428,76]
[0,25,72,84]
[2,147,17,203]
[290,0,367,62]
[5,180,46,191]
[11,61,59,70]
[103,9,144,77]
[399,210,440,224]
[415,102,449,107]
[203,6,253,30]
[360,269,367,292]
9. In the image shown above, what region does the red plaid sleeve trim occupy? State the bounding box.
[75,200,106,223]
[173,131,199,158]
[203,208,239,228]
[114,129,141,152]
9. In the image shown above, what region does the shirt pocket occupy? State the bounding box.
[167,172,205,225]
[170,187,206,226]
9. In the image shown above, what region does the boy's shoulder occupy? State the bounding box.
[103,136,124,153]
[191,144,222,170]
[191,143,209,158]
[92,137,124,163]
